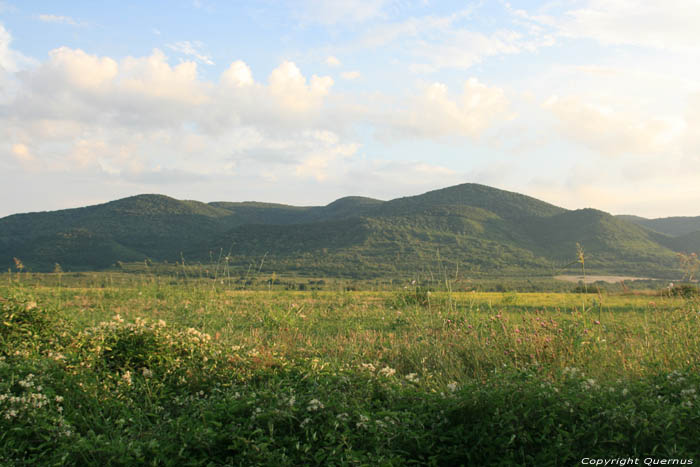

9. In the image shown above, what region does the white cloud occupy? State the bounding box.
[268,60,333,113]
[377,78,513,139]
[359,7,555,72]
[119,49,206,104]
[38,14,78,26]
[683,92,700,161]
[293,131,359,181]
[166,41,214,65]
[0,44,352,185]
[543,95,684,157]
[45,46,119,90]
[560,0,700,52]
[325,55,341,67]
[10,143,33,161]
[221,60,253,87]
[340,70,360,80]
[0,24,36,73]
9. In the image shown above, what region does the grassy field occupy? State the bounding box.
[1,275,699,465]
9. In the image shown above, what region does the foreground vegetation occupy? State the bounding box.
[2,276,700,465]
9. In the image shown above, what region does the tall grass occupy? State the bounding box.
[1,278,699,464]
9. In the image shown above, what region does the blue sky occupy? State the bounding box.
[1,0,699,217]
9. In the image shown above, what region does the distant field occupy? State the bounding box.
[1,274,699,464]
[554,274,655,284]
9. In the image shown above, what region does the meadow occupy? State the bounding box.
[1,273,699,465]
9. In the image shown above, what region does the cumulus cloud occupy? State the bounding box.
[543,95,683,157]
[0,42,353,185]
[44,46,118,90]
[377,78,513,139]
[221,60,254,87]
[0,24,36,73]
[268,61,333,113]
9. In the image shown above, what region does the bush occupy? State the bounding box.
[662,284,699,298]
[0,292,54,352]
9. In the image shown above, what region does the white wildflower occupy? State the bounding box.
[378,367,396,377]
[307,399,324,411]
[356,414,370,429]
[360,363,376,372]
[581,378,598,390]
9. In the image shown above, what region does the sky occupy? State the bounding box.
[1,0,699,218]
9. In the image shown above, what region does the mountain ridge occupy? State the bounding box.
[2,183,697,277]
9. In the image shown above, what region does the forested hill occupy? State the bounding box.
[1,183,696,277]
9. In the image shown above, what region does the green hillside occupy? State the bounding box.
[660,230,700,254]
[1,184,695,277]
[618,215,700,237]
[373,183,566,219]
[522,209,678,273]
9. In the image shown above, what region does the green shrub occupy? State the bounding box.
[663,284,699,298]
[0,292,54,352]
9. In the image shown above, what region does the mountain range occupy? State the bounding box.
[1,183,697,278]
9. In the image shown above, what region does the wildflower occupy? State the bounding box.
[379,366,396,377]
[307,399,324,411]
[141,368,153,378]
[360,363,376,372]
[121,371,132,386]
[405,373,419,383]
[288,395,296,407]
[300,417,311,428]
[336,413,349,422]
[447,382,459,392]
[356,414,370,429]
[582,378,598,390]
